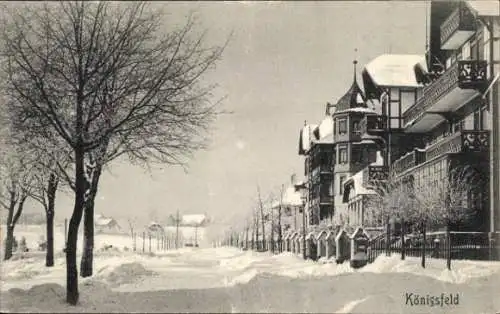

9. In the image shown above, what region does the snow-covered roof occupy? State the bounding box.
[343,167,378,203]
[353,139,376,145]
[363,54,427,88]
[466,0,499,16]
[95,214,117,226]
[181,214,207,226]
[272,186,303,208]
[334,107,377,115]
[317,133,333,144]
[318,115,333,140]
[335,80,367,111]
[298,123,318,154]
[370,151,384,166]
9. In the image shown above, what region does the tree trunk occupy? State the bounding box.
[80,163,102,278]
[45,173,58,267]
[4,226,15,261]
[421,221,426,268]
[446,223,451,270]
[4,193,16,261]
[260,213,266,251]
[80,200,94,277]
[401,218,405,260]
[46,212,55,267]
[385,217,391,256]
[66,147,86,305]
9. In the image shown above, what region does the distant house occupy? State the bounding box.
[147,222,165,234]
[181,214,208,227]
[95,214,122,234]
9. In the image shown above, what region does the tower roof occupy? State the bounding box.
[335,79,367,112]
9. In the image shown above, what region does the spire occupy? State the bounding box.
[353,48,358,82]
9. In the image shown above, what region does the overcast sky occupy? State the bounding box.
[22,1,428,229]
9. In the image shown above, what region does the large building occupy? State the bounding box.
[344,0,499,240]
[297,0,499,244]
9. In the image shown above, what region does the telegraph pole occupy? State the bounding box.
[194,224,198,247]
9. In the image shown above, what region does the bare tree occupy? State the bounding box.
[414,163,484,270]
[1,1,226,305]
[365,169,416,259]
[0,138,35,260]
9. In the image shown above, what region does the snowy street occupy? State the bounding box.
[1,245,500,313]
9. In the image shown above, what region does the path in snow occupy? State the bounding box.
[2,247,500,313]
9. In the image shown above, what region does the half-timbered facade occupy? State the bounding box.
[384,1,498,234]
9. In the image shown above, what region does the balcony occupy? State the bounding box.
[392,130,489,174]
[310,194,334,206]
[392,149,426,174]
[360,115,387,135]
[311,164,333,179]
[426,130,489,161]
[319,194,334,205]
[403,60,487,133]
[440,3,476,50]
[362,165,389,185]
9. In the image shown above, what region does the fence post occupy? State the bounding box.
[142,232,145,253]
[149,233,152,253]
[133,232,137,252]
[489,233,495,261]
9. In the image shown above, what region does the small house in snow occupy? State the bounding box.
[180,214,208,227]
[95,214,122,234]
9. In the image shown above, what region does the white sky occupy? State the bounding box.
[20,1,428,228]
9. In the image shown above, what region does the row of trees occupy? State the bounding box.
[224,184,298,254]
[223,160,486,271]
[365,162,487,269]
[0,1,226,305]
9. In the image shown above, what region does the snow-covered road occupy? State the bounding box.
[1,246,500,313]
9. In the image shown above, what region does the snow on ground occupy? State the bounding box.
[2,241,500,313]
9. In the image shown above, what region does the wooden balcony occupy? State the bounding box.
[392,130,489,174]
[360,115,387,135]
[319,194,334,205]
[426,130,489,161]
[392,149,426,174]
[311,164,333,179]
[440,3,476,50]
[403,60,487,133]
[362,165,389,186]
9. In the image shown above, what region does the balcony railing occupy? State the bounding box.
[392,130,490,174]
[426,130,489,161]
[319,194,334,205]
[311,164,333,179]
[360,115,388,135]
[403,60,487,127]
[440,3,476,50]
[392,149,426,174]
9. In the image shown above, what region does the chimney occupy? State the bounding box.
[290,174,296,185]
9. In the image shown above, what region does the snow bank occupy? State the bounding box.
[95,262,157,286]
[360,255,500,284]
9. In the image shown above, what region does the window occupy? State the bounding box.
[339,146,348,164]
[338,119,347,135]
[482,107,490,129]
[474,110,480,130]
[339,175,346,195]
[331,176,335,196]
[352,121,360,135]
[351,149,362,164]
